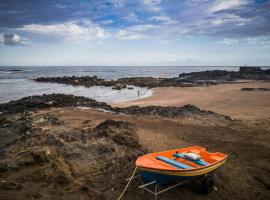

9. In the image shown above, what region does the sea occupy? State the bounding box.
[0,66,268,103]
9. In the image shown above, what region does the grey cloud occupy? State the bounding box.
[0,33,30,46]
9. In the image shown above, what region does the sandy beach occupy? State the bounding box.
[114,81,270,119]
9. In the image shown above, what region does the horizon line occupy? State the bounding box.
[1,65,270,68]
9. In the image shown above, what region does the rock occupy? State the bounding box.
[35,117,47,124]
[0,94,112,113]
[0,181,21,190]
[112,84,127,90]
[0,114,145,200]
[44,134,63,146]
[33,67,270,89]
[117,77,163,88]
[82,119,91,124]
[32,191,42,199]
[0,117,13,128]
[0,94,232,121]
[31,147,55,163]
[0,163,8,173]
[35,76,118,88]
[241,87,270,91]
[94,120,139,147]
[45,115,61,125]
[18,147,55,166]
[239,66,262,73]
[17,113,32,134]
[254,173,270,190]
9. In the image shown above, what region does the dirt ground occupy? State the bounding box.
[30,107,270,200]
[114,81,270,119]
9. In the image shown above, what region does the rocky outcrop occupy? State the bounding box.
[35,75,128,90]
[117,77,165,88]
[0,112,144,200]
[241,87,270,91]
[0,93,112,113]
[33,67,270,89]
[0,94,232,120]
[114,104,232,120]
[178,67,270,82]
[0,94,232,121]
[94,120,139,147]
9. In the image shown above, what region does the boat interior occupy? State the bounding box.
[136,146,227,171]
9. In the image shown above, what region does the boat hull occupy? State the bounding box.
[141,171,199,183]
[139,159,226,183]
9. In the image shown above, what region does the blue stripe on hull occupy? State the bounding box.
[141,171,202,184]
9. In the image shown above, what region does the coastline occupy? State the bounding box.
[113,81,270,119]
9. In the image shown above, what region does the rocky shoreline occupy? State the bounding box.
[0,94,232,121]
[34,67,270,89]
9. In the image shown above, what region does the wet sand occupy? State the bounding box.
[113,81,270,119]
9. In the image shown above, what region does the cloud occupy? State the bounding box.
[149,14,177,25]
[209,0,249,13]
[18,20,109,42]
[246,37,258,44]
[100,20,114,25]
[142,0,162,12]
[222,37,239,44]
[123,13,140,22]
[0,33,30,46]
[0,0,269,43]
[116,24,161,39]
[244,36,270,47]
[211,13,252,26]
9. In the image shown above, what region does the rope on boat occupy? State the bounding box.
[117,165,138,200]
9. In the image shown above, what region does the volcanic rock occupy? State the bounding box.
[94,120,139,147]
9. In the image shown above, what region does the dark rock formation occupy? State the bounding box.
[0,113,144,199]
[114,104,232,120]
[178,67,270,83]
[117,77,165,88]
[94,120,139,147]
[0,94,232,120]
[44,134,63,146]
[0,93,112,113]
[239,66,262,73]
[35,75,128,90]
[33,67,270,89]
[0,69,23,72]
[241,87,270,91]
[112,83,127,90]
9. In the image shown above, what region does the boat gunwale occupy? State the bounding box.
[137,159,227,177]
[136,147,228,172]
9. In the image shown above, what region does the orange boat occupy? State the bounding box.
[136,146,227,183]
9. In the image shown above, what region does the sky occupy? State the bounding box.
[0,0,269,66]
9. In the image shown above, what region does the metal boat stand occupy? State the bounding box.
[138,179,190,200]
[125,172,216,200]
